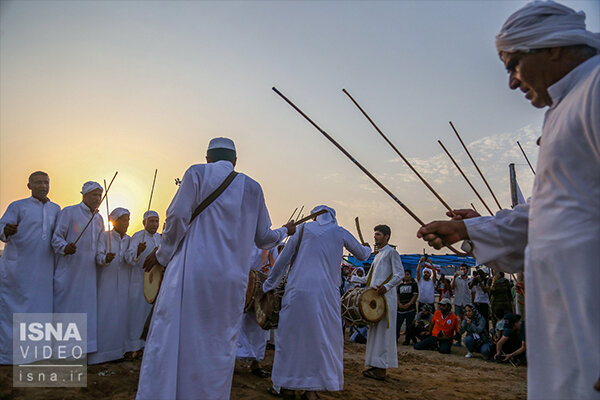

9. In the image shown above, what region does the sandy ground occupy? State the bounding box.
[0,339,526,400]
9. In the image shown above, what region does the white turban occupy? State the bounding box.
[423,268,433,276]
[496,1,600,53]
[109,207,130,222]
[310,205,337,225]
[207,137,236,152]
[81,181,103,195]
[143,210,159,220]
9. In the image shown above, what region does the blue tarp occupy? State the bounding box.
[345,253,476,277]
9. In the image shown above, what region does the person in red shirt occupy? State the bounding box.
[413,298,459,354]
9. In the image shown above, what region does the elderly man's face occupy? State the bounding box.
[423,270,431,280]
[501,50,555,108]
[144,216,160,235]
[113,214,130,235]
[28,174,50,200]
[82,189,103,210]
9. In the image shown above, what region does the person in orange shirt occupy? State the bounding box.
[413,298,459,354]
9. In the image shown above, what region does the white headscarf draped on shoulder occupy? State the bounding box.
[310,205,337,226]
[495,0,600,53]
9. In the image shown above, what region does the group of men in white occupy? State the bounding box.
[0,175,159,365]
[1,1,599,399]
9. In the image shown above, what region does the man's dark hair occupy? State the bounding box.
[206,148,236,163]
[405,270,412,277]
[374,224,391,237]
[460,263,468,268]
[28,171,48,182]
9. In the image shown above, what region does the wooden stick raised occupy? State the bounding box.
[343,89,455,216]
[74,171,118,245]
[273,87,464,255]
[517,141,536,176]
[142,169,158,243]
[449,121,502,210]
[438,140,494,216]
[103,179,111,253]
[286,207,298,224]
[293,209,328,226]
[354,216,365,244]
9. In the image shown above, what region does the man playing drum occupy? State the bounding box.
[136,137,295,400]
[354,225,404,381]
[263,205,370,400]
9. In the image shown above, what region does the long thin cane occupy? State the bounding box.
[343,89,455,216]
[449,121,502,210]
[273,87,464,255]
[142,169,158,243]
[517,141,536,175]
[438,140,494,216]
[104,179,111,253]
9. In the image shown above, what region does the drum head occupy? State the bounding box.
[358,288,385,323]
[144,264,165,304]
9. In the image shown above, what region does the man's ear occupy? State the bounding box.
[27,182,32,190]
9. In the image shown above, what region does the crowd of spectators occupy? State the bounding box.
[342,256,525,366]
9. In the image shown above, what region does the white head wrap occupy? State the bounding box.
[143,210,159,220]
[207,137,236,152]
[423,267,433,276]
[310,205,337,225]
[354,267,365,276]
[496,1,600,53]
[109,207,130,222]
[81,181,103,195]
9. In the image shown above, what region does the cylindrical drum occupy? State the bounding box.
[341,287,385,326]
[244,269,268,313]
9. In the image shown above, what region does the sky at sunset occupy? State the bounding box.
[1,0,599,253]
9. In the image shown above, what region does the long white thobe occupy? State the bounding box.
[358,244,403,369]
[87,231,131,365]
[52,202,104,353]
[263,221,371,391]
[125,229,160,352]
[136,160,287,400]
[0,197,60,364]
[236,246,277,361]
[463,55,600,400]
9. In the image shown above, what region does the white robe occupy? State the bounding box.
[125,229,160,352]
[52,202,104,353]
[463,55,600,400]
[359,244,403,369]
[87,231,131,365]
[236,247,277,361]
[0,197,60,364]
[263,221,370,391]
[136,160,286,400]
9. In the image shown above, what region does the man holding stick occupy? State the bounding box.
[0,171,60,364]
[417,2,599,398]
[136,137,295,400]
[52,181,105,354]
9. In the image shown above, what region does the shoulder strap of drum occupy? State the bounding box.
[287,223,305,273]
[190,171,238,224]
